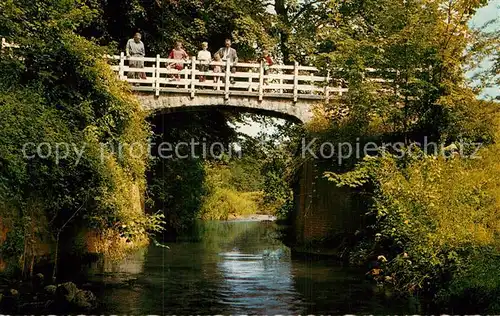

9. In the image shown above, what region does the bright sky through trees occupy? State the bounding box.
[236,0,499,137]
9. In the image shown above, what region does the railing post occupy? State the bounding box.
[190,56,196,98]
[248,68,253,92]
[155,54,160,96]
[310,71,314,96]
[119,52,125,80]
[324,70,331,99]
[293,61,299,102]
[258,61,264,101]
[184,63,188,89]
[279,71,283,94]
[224,58,231,100]
[396,69,400,98]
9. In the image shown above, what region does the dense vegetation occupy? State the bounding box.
[1,0,500,312]
[147,112,290,225]
[0,0,164,276]
[301,0,500,311]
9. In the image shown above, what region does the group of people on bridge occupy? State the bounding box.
[125,32,274,85]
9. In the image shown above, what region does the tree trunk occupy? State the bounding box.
[274,0,291,64]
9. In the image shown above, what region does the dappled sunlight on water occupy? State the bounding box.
[218,251,300,314]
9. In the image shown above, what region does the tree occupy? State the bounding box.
[306,0,492,147]
[272,0,332,64]
[0,0,163,272]
[84,0,276,59]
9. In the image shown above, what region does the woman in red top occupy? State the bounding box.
[168,41,189,80]
[261,50,273,84]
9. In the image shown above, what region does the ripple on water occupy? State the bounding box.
[216,249,302,314]
[83,221,413,314]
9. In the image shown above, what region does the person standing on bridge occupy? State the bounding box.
[125,32,146,81]
[197,42,211,83]
[168,41,189,81]
[216,39,238,84]
[260,50,274,84]
[212,53,222,89]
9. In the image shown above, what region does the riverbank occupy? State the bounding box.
[0,274,97,314]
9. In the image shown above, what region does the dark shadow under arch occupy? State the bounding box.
[151,104,303,124]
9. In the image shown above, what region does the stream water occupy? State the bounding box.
[75,220,419,314]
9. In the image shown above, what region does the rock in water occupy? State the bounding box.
[73,290,96,311]
[44,285,57,296]
[55,282,78,303]
[33,273,45,291]
[35,273,44,282]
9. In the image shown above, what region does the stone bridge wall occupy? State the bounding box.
[135,93,316,123]
[291,159,366,255]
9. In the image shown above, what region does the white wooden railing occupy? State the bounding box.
[1,38,19,49]
[2,38,395,101]
[107,53,344,101]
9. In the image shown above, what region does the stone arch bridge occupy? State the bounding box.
[108,53,348,123]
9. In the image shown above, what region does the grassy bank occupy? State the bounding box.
[199,161,276,220]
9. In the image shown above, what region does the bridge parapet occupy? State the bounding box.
[1,38,389,122]
[107,53,345,102]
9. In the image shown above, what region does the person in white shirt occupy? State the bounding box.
[197,42,211,82]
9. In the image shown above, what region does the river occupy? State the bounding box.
[76,220,419,314]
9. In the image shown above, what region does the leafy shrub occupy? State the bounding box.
[326,147,500,309]
[200,188,259,220]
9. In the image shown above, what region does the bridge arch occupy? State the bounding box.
[135,92,317,123]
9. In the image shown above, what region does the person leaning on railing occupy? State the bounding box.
[197,42,211,83]
[126,32,146,80]
[211,53,222,90]
[216,39,238,84]
[168,41,189,81]
[260,50,274,85]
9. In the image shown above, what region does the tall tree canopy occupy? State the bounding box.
[83,0,276,58]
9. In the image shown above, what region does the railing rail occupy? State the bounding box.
[106,53,341,101]
[1,38,19,49]
[1,38,396,102]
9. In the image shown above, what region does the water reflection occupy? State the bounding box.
[84,220,412,314]
[218,251,299,314]
[90,247,146,276]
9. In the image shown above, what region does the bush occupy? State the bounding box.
[326,147,500,309]
[0,4,164,268]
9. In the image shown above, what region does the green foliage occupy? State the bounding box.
[199,162,263,220]
[439,253,500,313]
[273,0,333,63]
[148,157,207,231]
[261,155,293,219]
[200,187,259,221]
[224,137,266,192]
[0,0,163,268]
[326,147,500,309]
[87,0,276,59]
[303,0,494,147]
[146,111,239,232]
